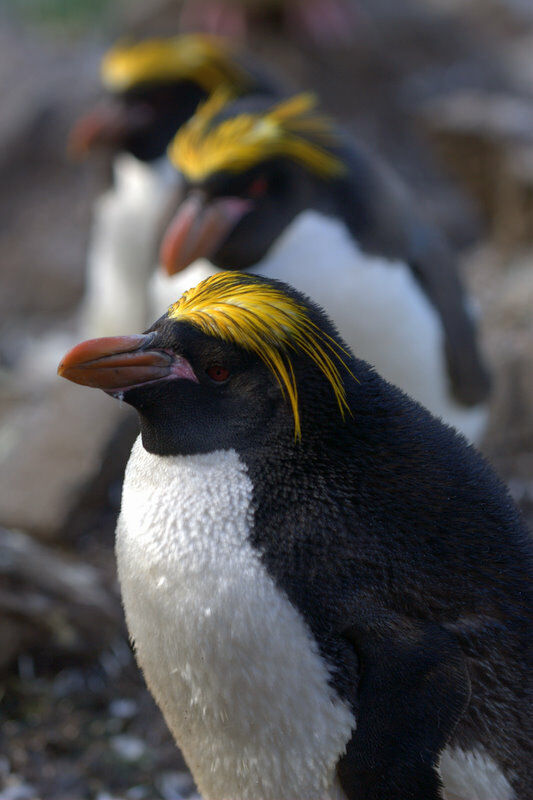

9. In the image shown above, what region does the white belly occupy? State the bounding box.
[117,442,512,800]
[116,437,355,800]
[251,211,487,443]
[440,746,514,800]
[81,154,180,337]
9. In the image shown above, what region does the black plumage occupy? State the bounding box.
[58,273,532,800]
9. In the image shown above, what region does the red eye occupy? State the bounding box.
[206,365,230,382]
[248,176,268,198]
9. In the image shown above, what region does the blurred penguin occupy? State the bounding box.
[69,34,279,336]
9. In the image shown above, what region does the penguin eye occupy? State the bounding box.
[247,175,269,198]
[206,364,230,383]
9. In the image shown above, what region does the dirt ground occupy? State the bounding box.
[0,1,532,798]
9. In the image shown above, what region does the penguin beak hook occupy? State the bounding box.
[160,193,253,276]
[58,333,198,393]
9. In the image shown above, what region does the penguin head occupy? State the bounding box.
[68,35,256,163]
[58,273,355,456]
[161,91,346,273]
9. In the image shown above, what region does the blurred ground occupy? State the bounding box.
[0,1,532,798]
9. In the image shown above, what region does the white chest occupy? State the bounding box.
[251,211,486,443]
[82,155,180,337]
[116,438,355,800]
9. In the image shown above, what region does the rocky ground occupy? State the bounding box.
[0,1,532,798]
[1,657,197,800]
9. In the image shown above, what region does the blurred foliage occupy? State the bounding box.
[7,0,116,34]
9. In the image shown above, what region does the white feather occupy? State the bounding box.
[118,438,515,800]
[440,746,515,800]
[251,210,487,443]
[80,154,179,337]
[79,152,223,332]
[117,437,355,800]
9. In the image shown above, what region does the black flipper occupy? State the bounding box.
[337,611,470,800]
[336,142,491,407]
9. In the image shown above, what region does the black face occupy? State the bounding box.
[120,80,207,162]
[124,320,292,456]
[190,159,330,268]
[58,276,359,460]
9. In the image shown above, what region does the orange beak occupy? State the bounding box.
[58,333,197,393]
[160,194,252,276]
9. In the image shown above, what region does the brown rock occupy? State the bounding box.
[0,379,134,541]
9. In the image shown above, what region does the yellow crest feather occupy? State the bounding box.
[101,35,248,93]
[167,273,354,440]
[168,90,346,181]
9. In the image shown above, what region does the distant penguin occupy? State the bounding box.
[160,91,491,443]
[59,272,532,800]
[69,35,278,335]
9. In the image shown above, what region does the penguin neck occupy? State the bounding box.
[283,152,388,263]
[234,375,372,503]
[249,160,391,287]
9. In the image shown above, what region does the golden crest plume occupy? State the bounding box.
[167,273,354,439]
[168,90,346,181]
[101,35,247,93]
